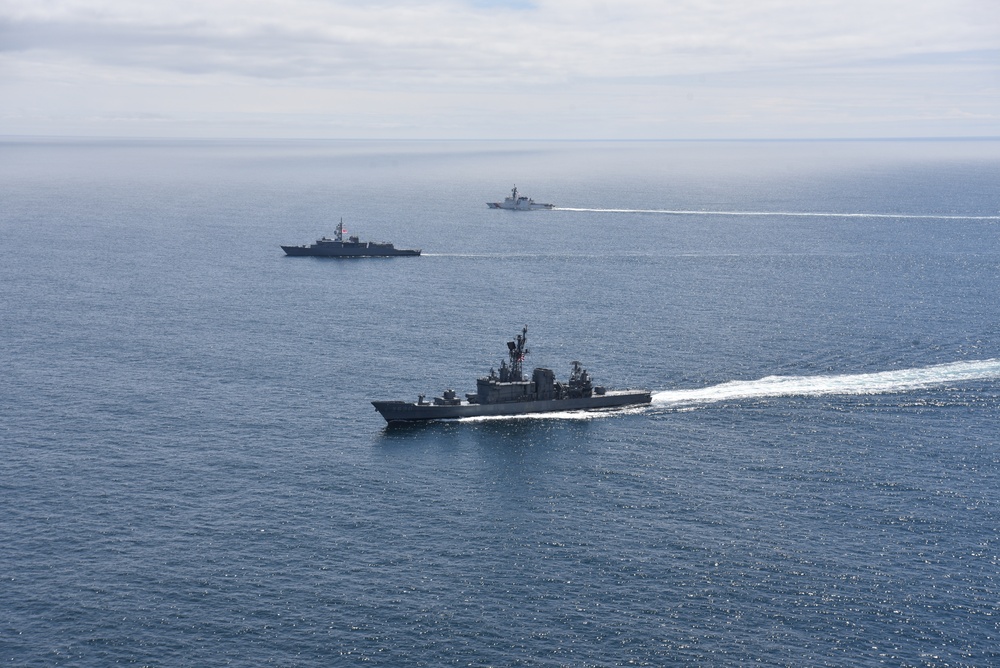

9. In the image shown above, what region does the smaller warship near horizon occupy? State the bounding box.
[372,326,651,423]
[487,185,554,210]
[281,220,420,257]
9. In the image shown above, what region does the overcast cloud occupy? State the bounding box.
[1,0,997,138]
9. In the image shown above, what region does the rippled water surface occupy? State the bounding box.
[2,139,999,666]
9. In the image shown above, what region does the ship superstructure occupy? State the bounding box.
[372,326,651,423]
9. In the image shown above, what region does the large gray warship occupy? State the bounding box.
[282,221,420,257]
[372,326,651,423]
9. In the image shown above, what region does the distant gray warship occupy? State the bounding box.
[282,221,420,257]
[372,326,651,423]
[487,185,554,210]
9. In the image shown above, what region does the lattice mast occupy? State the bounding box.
[506,326,529,381]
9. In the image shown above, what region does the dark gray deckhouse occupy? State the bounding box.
[282,220,420,257]
[372,326,652,423]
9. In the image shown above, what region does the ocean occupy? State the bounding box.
[2,138,999,666]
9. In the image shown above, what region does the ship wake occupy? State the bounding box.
[450,360,1000,424]
[457,407,644,423]
[653,359,1000,409]
[555,208,1000,220]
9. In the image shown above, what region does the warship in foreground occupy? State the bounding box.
[372,326,651,423]
[487,185,554,210]
[282,221,420,257]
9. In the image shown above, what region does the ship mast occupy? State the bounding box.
[506,325,529,381]
[335,218,344,242]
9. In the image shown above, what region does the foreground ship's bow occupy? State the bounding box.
[372,326,651,423]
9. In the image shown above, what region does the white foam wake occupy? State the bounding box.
[555,207,1000,220]
[653,359,1000,408]
[449,360,999,423]
[457,409,618,423]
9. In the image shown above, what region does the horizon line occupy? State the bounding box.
[2,134,999,144]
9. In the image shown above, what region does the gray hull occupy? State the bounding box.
[372,390,651,423]
[487,202,554,210]
[282,243,420,257]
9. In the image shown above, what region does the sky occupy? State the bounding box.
[1,0,998,139]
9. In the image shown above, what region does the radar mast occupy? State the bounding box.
[506,325,529,381]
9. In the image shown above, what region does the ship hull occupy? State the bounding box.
[372,390,651,423]
[487,202,554,210]
[282,244,420,257]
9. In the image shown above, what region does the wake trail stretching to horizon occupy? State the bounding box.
[653,359,1000,408]
[555,207,1000,220]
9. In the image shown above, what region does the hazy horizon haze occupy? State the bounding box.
[1,0,998,139]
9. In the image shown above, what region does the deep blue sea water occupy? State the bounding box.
[2,138,1000,666]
